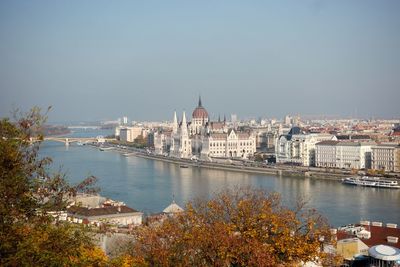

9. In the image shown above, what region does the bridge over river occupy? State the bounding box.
[32,136,115,146]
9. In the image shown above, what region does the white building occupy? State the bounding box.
[336,142,373,169]
[154,97,256,160]
[67,194,143,226]
[315,141,374,169]
[276,127,337,166]
[67,205,143,226]
[315,141,339,168]
[201,129,256,159]
[371,144,400,172]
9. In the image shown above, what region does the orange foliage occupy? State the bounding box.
[128,187,333,266]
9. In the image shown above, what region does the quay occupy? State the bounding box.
[133,153,346,180]
[97,144,348,180]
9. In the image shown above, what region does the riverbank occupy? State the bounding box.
[95,143,400,181]
[42,138,400,227]
[126,151,346,180]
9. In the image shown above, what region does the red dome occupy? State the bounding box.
[192,106,208,119]
[192,96,209,119]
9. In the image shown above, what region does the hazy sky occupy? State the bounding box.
[1,1,399,122]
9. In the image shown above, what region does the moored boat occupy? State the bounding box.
[342,176,400,189]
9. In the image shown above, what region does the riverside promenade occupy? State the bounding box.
[126,151,347,180]
[98,144,398,181]
[137,154,347,179]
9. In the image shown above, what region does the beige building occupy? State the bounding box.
[337,238,369,261]
[119,126,142,142]
[371,144,400,172]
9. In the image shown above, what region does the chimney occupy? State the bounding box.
[387,236,399,244]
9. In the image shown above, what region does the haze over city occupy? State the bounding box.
[1,0,399,122]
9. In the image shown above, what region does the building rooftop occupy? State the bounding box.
[210,133,226,140]
[68,205,139,217]
[192,96,209,119]
[337,223,400,249]
[336,135,371,140]
[163,201,184,214]
[316,140,340,146]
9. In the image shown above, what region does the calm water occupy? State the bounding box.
[40,129,400,227]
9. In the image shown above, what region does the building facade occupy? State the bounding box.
[315,141,339,168]
[119,126,142,142]
[276,127,337,166]
[201,129,256,159]
[315,141,374,169]
[371,144,400,172]
[154,97,256,160]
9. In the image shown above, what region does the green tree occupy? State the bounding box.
[134,135,148,148]
[0,107,105,266]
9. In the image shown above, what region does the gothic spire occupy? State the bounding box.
[181,111,188,135]
[198,95,202,107]
[172,110,178,134]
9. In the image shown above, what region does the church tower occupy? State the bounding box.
[181,111,188,136]
[172,111,178,134]
[180,111,191,158]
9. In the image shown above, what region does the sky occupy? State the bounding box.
[1,0,399,122]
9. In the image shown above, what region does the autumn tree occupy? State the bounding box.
[126,187,335,267]
[0,107,106,266]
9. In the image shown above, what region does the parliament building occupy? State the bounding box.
[154,97,256,160]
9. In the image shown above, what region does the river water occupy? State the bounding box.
[40,129,400,227]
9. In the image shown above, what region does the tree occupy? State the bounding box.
[127,187,335,266]
[134,135,148,148]
[0,107,105,266]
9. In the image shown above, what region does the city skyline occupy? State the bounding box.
[1,1,400,122]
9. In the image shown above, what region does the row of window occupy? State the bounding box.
[210,142,254,147]
[209,150,253,155]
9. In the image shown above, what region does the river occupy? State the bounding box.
[40,129,400,227]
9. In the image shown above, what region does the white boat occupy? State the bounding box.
[342,176,400,189]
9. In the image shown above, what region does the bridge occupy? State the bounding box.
[67,126,101,130]
[31,136,116,146]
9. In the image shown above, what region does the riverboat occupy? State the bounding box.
[342,176,400,189]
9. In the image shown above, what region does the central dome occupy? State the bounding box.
[192,96,208,119]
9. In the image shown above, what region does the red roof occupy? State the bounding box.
[68,205,139,217]
[192,106,208,119]
[192,96,209,119]
[337,224,400,249]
